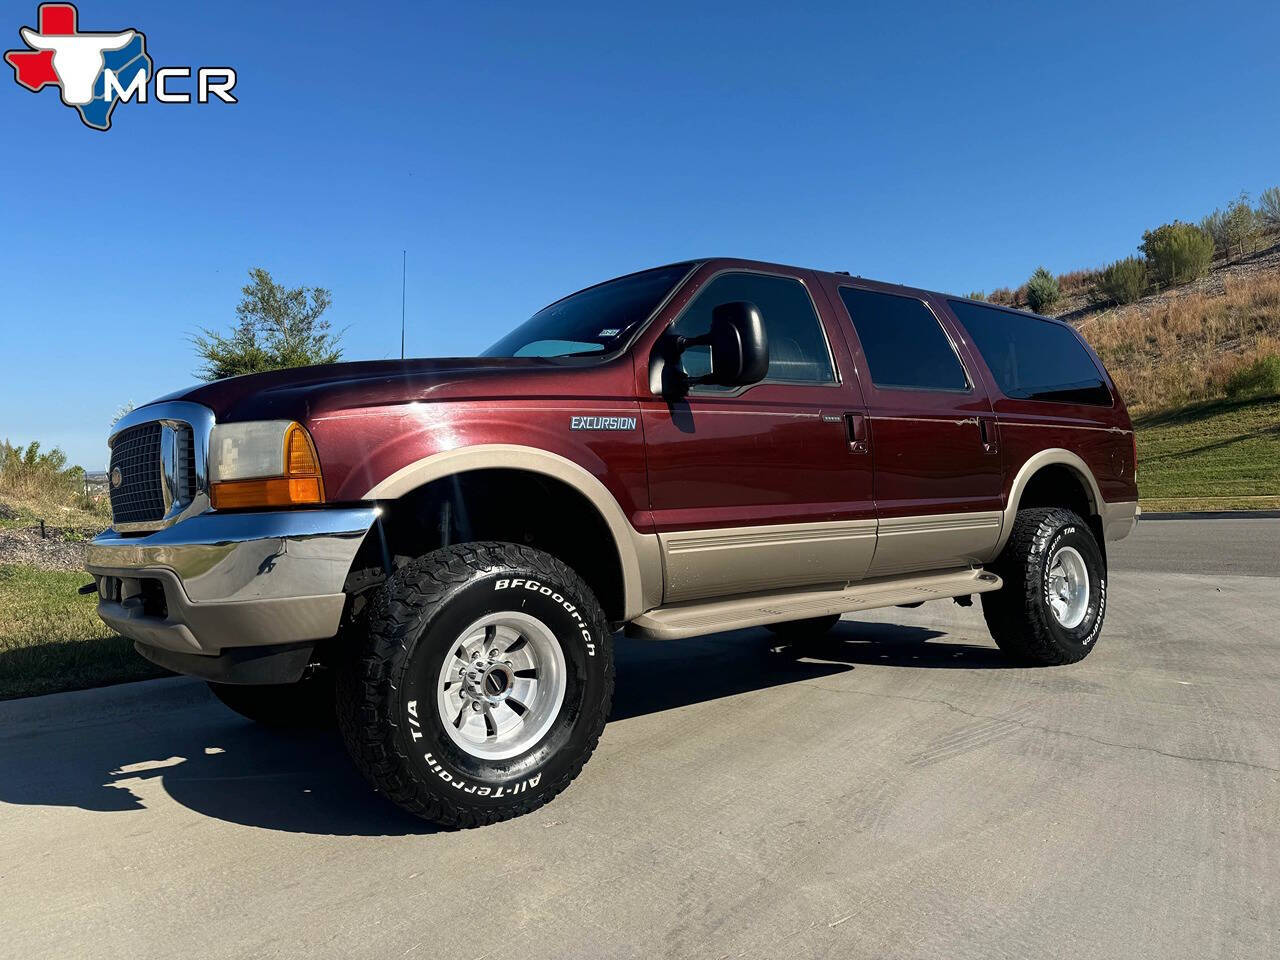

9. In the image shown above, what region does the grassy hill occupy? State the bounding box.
[1043,242,1280,512]
[1069,245,1280,413]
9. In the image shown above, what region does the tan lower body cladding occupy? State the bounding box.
[657,511,1003,604]
[659,519,877,604]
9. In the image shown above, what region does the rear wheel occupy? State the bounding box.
[336,542,613,828]
[207,672,334,728]
[981,507,1107,665]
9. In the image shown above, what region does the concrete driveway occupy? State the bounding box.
[2,519,1277,959]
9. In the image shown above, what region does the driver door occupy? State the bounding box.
[638,267,875,604]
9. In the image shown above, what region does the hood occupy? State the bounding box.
[150,356,633,423]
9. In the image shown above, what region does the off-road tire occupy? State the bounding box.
[336,542,613,828]
[981,507,1107,665]
[207,673,335,728]
[766,615,842,640]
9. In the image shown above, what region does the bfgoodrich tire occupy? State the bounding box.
[981,507,1107,665]
[336,542,613,828]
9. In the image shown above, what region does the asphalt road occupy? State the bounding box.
[2,519,1277,959]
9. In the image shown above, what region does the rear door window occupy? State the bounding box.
[947,300,1111,405]
[837,287,970,391]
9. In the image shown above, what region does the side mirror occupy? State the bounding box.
[701,301,769,387]
[661,301,769,398]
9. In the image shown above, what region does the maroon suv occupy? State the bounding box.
[88,257,1139,826]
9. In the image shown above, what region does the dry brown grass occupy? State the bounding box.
[1076,271,1280,412]
[1056,268,1102,297]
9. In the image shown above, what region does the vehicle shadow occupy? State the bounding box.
[0,620,1009,836]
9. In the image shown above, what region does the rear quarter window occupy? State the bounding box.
[947,300,1112,406]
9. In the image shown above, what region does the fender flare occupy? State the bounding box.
[994,448,1105,556]
[364,444,661,620]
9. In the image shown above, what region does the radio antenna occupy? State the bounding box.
[400,249,407,360]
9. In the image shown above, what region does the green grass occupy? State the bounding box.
[0,564,167,700]
[1135,395,1280,512]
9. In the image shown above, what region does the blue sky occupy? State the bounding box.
[2,0,1278,468]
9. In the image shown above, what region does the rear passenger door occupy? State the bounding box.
[820,279,1004,576]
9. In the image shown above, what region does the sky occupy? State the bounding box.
[2,0,1278,468]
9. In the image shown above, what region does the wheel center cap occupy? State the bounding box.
[469,662,513,704]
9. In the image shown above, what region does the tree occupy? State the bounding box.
[1258,186,1280,232]
[193,268,342,381]
[111,401,135,426]
[1201,192,1259,262]
[1025,266,1060,313]
[1139,222,1214,288]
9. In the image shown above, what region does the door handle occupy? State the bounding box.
[979,417,999,454]
[845,413,869,454]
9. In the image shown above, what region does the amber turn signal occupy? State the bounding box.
[210,423,326,509]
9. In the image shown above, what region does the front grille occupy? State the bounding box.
[109,423,165,525]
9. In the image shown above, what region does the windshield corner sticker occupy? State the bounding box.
[570,415,637,431]
[597,328,621,337]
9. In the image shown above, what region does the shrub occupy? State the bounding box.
[0,441,84,504]
[966,290,987,301]
[1258,186,1280,231]
[1092,257,1149,305]
[1025,266,1060,313]
[1224,354,1280,400]
[1139,221,1214,287]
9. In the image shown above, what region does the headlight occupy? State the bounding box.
[208,420,325,509]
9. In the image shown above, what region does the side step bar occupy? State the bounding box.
[627,568,1003,641]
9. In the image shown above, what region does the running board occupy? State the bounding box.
[627,568,1003,641]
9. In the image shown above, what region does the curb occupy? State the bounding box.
[1141,510,1280,520]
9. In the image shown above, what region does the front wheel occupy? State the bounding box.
[981,507,1107,665]
[336,542,613,828]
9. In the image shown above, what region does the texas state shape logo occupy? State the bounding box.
[5,3,151,130]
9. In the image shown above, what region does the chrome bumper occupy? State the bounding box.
[86,508,377,656]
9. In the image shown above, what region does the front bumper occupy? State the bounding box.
[86,507,377,658]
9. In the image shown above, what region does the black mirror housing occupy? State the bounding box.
[702,301,769,387]
[657,301,770,399]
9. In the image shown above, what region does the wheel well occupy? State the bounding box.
[1017,464,1105,552]
[345,469,627,623]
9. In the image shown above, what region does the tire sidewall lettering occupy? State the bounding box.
[1040,523,1105,649]
[494,578,595,656]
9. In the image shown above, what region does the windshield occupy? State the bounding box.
[482,263,695,358]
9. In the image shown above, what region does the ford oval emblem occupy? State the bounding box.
[110,467,123,489]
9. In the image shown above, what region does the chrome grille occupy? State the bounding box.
[109,423,165,525]
[176,424,197,503]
